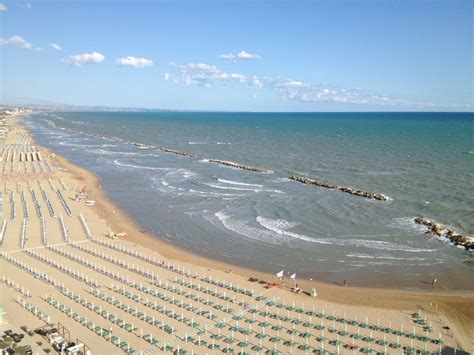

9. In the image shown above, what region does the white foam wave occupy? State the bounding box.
[215,212,284,244]
[217,178,263,188]
[161,180,176,189]
[206,183,282,194]
[390,217,427,233]
[188,189,244,197]
[256,216,435,252]
[59,141,100,148]
[216,142,232,145]
[188,141,207,145]
[256,216,324,244]
[256,216,298,233]
[273,177,291,183]
[113,159,169,171]
[346,253,428,261]
[90,149,140,157]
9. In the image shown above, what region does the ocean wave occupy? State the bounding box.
[216,142,232,145]
[188,141,207,145]
[286,169,308,176]
[161,180,176,189]
[160,169,199,187]
[346,253,428,261]
[273,177,291,183]
[326,238,435,252]
[90,149,140,157]
[154,176,244,198]
[256,216,299,233]
[44,119,57,128]
[167,169,198,179]
[217,178,263,188]
[206,183,283,194]
[113,159,169,171]
[59,141,100,148]
[256,216,435,252]
[256,216,327,244]
[390,217,427,233]
[215,211,285,244]
[188,189,244,197]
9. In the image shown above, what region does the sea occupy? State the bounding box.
[23,112,474,290]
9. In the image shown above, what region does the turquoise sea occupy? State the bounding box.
[24,112,473,289]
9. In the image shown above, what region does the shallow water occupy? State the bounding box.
[24,111,474,289]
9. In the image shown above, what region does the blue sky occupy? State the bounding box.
[1,0,472,111]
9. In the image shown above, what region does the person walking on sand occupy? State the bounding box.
[431,278,437,288]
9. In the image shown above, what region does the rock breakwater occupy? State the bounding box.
[288,175,389,201]
[414,217,473,250]
[160,147,195,158]
[128,141,155,149]
[209,159,269,173]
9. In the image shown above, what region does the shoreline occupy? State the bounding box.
[50,146,473,295]
[18,114,474,351]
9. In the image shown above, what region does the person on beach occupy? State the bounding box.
[431,278,437,288]
[343,280,347,287]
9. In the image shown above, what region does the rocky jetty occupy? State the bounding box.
[414,217,473,250]
[160,147,195,158]
[128,141,155,148]
[209,159,269,173]
[288,175,389,201]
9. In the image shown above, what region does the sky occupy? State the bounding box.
[0,0,472,111]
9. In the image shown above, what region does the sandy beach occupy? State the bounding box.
[0,113,473,354]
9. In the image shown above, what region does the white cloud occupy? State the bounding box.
[261,77,417,107]
[49,43,62,51]
[218,50,261,61]
[169,62,247,87]
[62,51,105,67]
[217,53,235,60]
[0,35,32,49]
[0,3,7,11]
[251,75,263,89]
[167,61,442,108]
[35,47,44,52]
[16,2,31,8]
[115,56,153,68]
[237,50,261,60]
